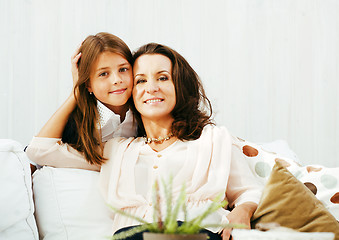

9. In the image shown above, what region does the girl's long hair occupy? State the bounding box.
[131,43,214,140]
[62,32,133,165]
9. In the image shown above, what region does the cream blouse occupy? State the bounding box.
[100,125,263,234]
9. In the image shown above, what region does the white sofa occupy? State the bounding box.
[1,138,338,240]
[0,139,38,240]
[0,139,114,240]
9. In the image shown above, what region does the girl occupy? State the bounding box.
[26,32,137,169]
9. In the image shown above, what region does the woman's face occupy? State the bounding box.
[133,54,176,122]
[88,51,133,113]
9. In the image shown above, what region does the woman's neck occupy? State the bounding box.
[142,117,177,152]
[142,117,173,139]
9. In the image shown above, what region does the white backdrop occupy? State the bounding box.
[0,0,338,167]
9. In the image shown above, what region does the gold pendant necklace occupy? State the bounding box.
[144,133,174,144]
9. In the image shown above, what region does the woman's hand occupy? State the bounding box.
[222,202,257,240]
[71,46,82,91]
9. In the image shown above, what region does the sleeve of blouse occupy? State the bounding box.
[225,135,264,208]
[25,137,99,171]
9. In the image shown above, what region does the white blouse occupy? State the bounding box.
[97,101,136,142]
[100,125,263,234]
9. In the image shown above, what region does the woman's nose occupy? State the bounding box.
[146,81,159,93]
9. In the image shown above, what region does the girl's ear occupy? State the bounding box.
[86,82,93,94]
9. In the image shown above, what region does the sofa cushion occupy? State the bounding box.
[232,137,301,184]
[232,137,339,221]
[0,139,38,240]
[33,166,114,240]
[287,164,339,221]
[251,162,339,240]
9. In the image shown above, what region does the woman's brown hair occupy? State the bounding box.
[62,32,133,165]
[132,43,214,140]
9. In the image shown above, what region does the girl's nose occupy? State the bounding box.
[112,74,123,85]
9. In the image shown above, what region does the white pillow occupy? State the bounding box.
[33,166,114,240]
[0,139,38,240]
[232,137,301,184]
[288,164,339,221]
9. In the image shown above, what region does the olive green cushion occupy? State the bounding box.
[251,162,339,240]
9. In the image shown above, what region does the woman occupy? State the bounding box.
[26,32,137,169]
[99,43,263,240]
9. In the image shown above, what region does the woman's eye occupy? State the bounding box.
[136,79,146,84]
[158,76,168,81]
[119,67,128,72]
[99,72,108,77]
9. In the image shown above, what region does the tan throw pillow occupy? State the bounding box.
[251,162,339,240]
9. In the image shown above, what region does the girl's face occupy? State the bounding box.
[88,51,133,114]
[133,54,176,122]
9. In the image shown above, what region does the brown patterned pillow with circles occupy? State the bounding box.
[231,136,339,221]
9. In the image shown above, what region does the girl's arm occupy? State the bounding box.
[26,49,98,170]
[26,137,100,171]
[37,94,76,138]
[37,50,81,138]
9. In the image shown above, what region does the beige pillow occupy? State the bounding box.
[251,162,339,240]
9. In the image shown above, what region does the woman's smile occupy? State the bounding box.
[144,98,164,104]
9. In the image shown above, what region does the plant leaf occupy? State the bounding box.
[108,205,149,225]
[164,183,186,233]
[162,176,173,229]
[109,224,150,240]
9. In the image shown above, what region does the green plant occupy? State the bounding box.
[109,178,245,240]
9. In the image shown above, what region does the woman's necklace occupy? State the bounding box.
[144,133,174,144]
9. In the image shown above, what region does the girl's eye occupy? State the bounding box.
[136,79,146,84]
[119,67,128,72]
[99,72,108,77]
[158,76,168,81]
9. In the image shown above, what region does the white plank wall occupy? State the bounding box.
[0,0,338,167]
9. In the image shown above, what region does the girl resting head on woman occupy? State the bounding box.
[27,32,136,169]
[67,32,134,165]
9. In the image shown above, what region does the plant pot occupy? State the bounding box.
[143,232,208,240]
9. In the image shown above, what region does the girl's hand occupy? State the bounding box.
[222,202,257,240]
[71,46,82,91]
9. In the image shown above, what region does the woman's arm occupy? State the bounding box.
[222,201,257,240]
[37,50,81,138]
[221,131,263,239]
